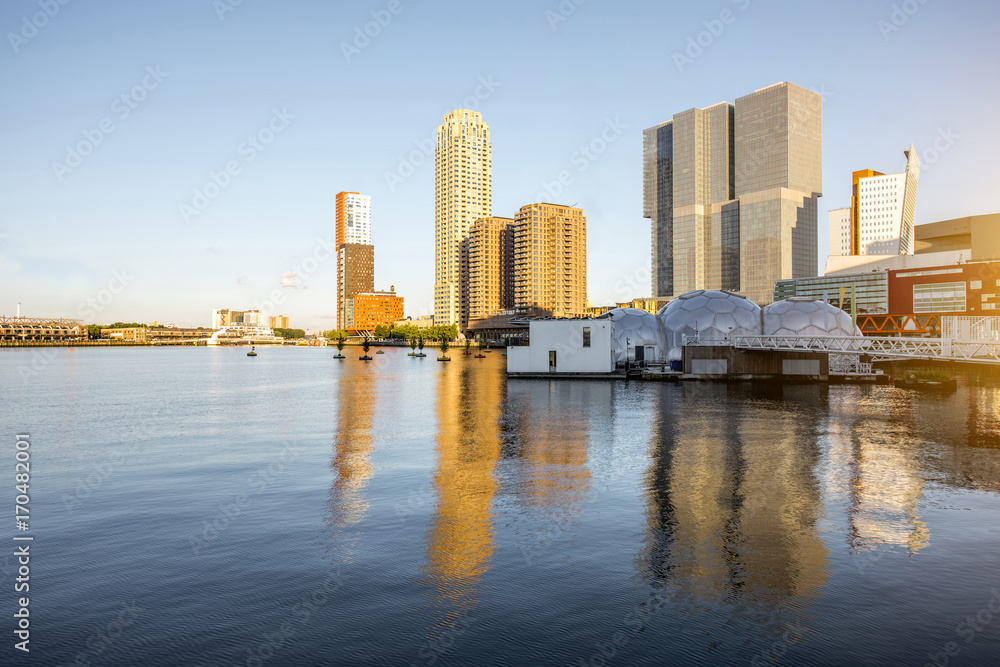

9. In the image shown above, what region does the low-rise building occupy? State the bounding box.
[506,319,613,375]
[1,317,84,342]
[345,287,404,334]
[101,327,214,342]
[101,327,149,342]
[394,315,435,330]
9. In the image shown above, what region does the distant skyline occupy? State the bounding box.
[1,0,998,329]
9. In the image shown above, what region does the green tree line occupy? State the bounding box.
[273,328,306,339]
[322,324,459,341]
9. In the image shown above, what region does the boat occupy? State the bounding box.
[437,356,451,362]
[333,354,345,359]
[414,353,427,358]
[475,354,486,358]
[247,346,257,357]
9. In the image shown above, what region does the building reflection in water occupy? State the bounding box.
[421,361,504,628]
[325,364,377,563]
[502,381,597,516]
[827,386,929,555]
[638,384,829,632]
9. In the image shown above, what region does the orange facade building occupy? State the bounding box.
[346,288,404,334]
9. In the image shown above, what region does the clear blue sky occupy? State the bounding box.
[1,0,997,330]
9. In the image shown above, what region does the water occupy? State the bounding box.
[3,346,1000,666]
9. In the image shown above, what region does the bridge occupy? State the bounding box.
[729,335,1000,364]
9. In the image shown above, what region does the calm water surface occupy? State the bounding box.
[2,347,1000,666]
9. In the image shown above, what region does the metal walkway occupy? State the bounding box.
[729,335,1000,364]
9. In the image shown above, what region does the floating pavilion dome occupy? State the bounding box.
[656,290,763,361]
[598,308,668,364]
[762,297,861,337]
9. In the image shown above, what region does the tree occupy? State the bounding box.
[392,323,419,340]
[439,336,449,355]
[324,329,348,340]
[409,337,417,353]
[418,337,425,352]
[374,325,388,339]
[274,328,305,339]
[336,335,346,353]
[362,338,371,355]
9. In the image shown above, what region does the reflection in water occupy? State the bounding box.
[422,361,504,623]
[326,365,377,563]
[638,384,828,634]
[827,387,929,555]
[503,381,596,511]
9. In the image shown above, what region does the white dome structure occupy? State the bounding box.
[763,297,862,337]
[656,290,763,361]
[599,308,668,365]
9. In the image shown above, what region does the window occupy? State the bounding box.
[582,327,591,347]
[913,282,966,313]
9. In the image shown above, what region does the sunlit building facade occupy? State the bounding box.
[338,243,375,331]
[512,203,587,318]
[644,82,822,304]
[434,110,493,330]
[336,191,374,331]
[345,288,403,334]
[829,146,921,258]
[335,191,372,246]
[735,82,823,304]
[468,216,515,324]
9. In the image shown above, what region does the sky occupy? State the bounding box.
[1,0,998,331]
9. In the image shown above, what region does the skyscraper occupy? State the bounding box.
[735,83,822,304]
[336,191,374,331]
[512,203,587,318]
[643,121,674,298]
[467,217,515,324]
[643,82,823,304]
[434,110,492,330]
[828,146,920,257]
[336,192,372,246]
[338,243,374,330]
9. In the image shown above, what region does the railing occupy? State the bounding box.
[731,335,1000,363]
[682,333,1000,363]
[829,354,874,374]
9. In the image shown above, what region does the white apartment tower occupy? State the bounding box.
[434,109,492,329]
[829,145,920,258]
[336,192,372,245]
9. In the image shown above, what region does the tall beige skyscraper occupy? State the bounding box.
[513,203,587,318]
[467,217,515,324]
[643,82,822,304]
[434,110,492,329]
[735,82,823,303]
